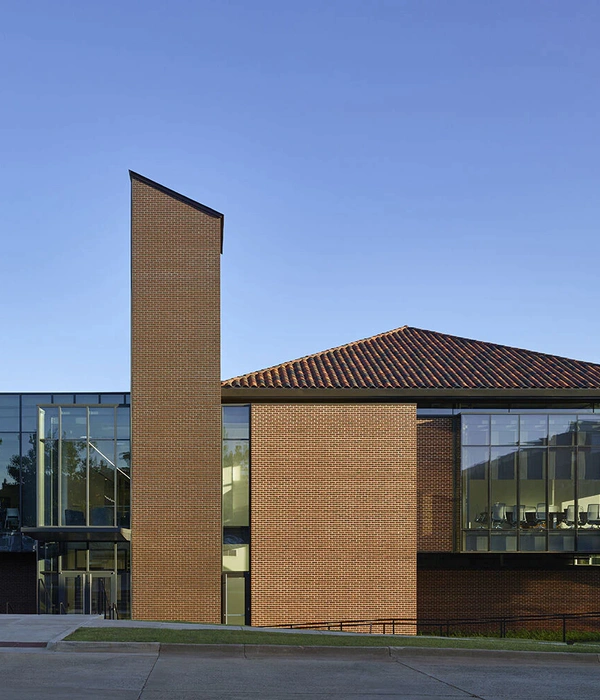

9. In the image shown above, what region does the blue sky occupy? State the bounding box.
[1,1,598,390]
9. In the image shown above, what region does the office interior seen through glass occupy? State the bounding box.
[222,405,250,625]
[462,412,600,552]
[0,393,131,615]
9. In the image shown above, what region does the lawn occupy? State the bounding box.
[65,626,600,653]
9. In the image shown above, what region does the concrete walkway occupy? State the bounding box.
[0,614,356,646]
[1,615,599,666]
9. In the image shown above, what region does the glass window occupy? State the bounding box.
[116,407,130,439]
[89,440,115,526]
[519,449,546,529]
[116,441,131,528]
[462,415,489,445]
[89,408,116,440]
[75,394,98,404]
[0,395,19,432]
[52,394,74,404]
[89,543,115,570]
[61,440,87,525]
[519,415,548,446]
[490,447,516,531]
[462,446,488,531]
[21,395,52,431]
[578,449,600,529]
[64,543,87,570]
[20,432,37,527]
[548,448,575,526]
[222,544,249,572]
[99,394,125,404]
[60,408,88,440]
[578,416,600,446]
[0,434,20,525]
[222,440,249,527]
[491,416,518,445]
[549,416,577,446]
[462,411,600,553]
[223,406,250,440]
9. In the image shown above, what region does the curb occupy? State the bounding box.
[48,641,160,654]
[47,641,600,663]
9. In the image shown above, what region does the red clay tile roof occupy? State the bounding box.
[222,326,600,390]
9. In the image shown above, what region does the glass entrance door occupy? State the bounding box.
[60,572,115,614]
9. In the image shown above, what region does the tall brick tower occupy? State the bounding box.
[130,172,223,622]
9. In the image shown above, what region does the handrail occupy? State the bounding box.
[38,578,51,614]
[5,601,14,614]
[265,610,600,644]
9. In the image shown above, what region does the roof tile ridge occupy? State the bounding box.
[222,325,412,383]
[416,327,600,368]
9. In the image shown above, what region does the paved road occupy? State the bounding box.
[0,646,599,700]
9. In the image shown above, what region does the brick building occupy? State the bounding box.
[1,173,599,625]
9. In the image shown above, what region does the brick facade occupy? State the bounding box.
[419,567,600,622]
[417,417,455,552]
[250,403,417,631]
[130,174,222,622]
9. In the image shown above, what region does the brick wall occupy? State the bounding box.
[419,567,600,623]
[417,418,455,552]
[250,403,417,631]
[130,174,222,622]
[0,553,36,614]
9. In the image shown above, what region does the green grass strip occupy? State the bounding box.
[66,627,600,653]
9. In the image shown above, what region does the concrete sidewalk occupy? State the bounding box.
[1,615,600,665]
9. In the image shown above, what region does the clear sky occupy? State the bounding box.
[1,1,598,391]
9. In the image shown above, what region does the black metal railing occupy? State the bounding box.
[265,611,600,644]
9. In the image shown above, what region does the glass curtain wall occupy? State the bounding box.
[37,405,130,528]
[462,412,600,552]
[222,405,250,625]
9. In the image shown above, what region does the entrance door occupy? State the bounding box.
[60,573,115,614]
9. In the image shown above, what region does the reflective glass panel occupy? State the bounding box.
[116,407,130,439]
[549,416,577,446]
[222,440,249,527]
[116,441,131,528]
[60,408,88,440]
[462,446,488,530]
[21,395,52,431]
[0,395,19,432]
[100,394,125,404]
[578,449,600,535]
[75,394,98,404]
[89,440,115,526]
[0,434,20,529]
[89,543,115,570]
[548,448,575,526]
[490,447,516,531]
[519,415,548,446]
[578,416,600,446]
[491,416,518,446]
[222,544,250,572]
[462,415,489,445]
[223,406,250,440]
[224,574,245,625]
[20,432,37,527]
[519,449,546,532]
[61,440,87,525]
[89,408,115,440]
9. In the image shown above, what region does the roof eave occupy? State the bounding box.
[221,386,600,403]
